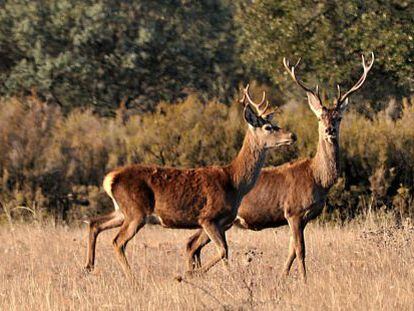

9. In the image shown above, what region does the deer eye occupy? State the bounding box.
[264,124,273,131]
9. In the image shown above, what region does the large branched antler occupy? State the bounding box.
[240,84,275,118]
[283,57,323,104]
[336,52,375,108]
[283,57,324,117]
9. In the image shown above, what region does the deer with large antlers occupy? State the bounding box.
[84,85,296,279]
[186,53,374,281]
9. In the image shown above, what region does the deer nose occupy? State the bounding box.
[290,133,297,142]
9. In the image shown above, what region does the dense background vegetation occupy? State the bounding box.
[1,95,413,224]
[0,0,413,224]
[238,0,414,104]
[0,0,242,113]
[1,0,412,112]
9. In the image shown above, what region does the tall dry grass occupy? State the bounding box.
[1,219,413,310]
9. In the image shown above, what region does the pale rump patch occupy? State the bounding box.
[103,171,120,211]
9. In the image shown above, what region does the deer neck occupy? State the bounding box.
[228,130,267,196]
[311,134,340,189]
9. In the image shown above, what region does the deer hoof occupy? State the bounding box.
[174,275,184,283]
[83,265,94,274]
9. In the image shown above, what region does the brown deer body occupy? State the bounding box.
[84,86,296,279]
[186,53,374,281]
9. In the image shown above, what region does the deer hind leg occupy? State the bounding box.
[188,221,227,275]
[112,214,145,280]
[186,229,210,271]
[84,211,124,272]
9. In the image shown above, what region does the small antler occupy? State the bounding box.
[336,52,374,107]
[283,57,322,104]
[241,84,274,117]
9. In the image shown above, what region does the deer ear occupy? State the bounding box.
[244,104,262,128]
[306,93,323,118]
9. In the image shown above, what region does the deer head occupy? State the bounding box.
[283,53,374,144]
[240,84,296,149]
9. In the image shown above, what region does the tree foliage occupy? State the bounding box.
[0,1,413,114]
[0,0,242,113]
[237,0,414,104]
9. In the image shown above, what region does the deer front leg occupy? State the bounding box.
[281,235,296,277]
[186,221,227,276]
[295,225,306,281]
[186,221,233,271]
[284,217,306,281]
[186,229,210,271]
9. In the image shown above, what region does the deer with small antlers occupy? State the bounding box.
[186,53,374,281]
[84,85,296,279]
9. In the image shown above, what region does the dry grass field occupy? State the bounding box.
[1,218,414,310]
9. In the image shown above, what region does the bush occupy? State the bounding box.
[0,95,413,224]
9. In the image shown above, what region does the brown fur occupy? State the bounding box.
[84,95,296,279]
